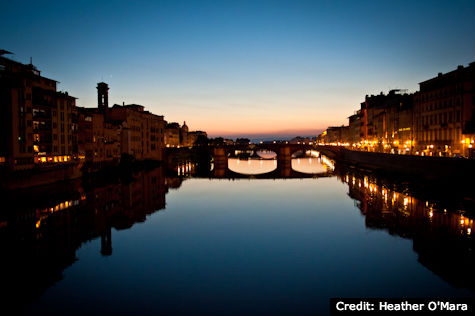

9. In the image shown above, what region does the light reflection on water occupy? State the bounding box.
[228,158,277,175]
[291,157,327,174]
[227,157,334,175]
[1,163,474,315]
[337,169,474,239]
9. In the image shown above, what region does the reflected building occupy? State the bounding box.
[0,166,168,311]
[337,168,475,291]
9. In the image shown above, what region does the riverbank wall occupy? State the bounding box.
[0,162,83,190]
[0,159,163,191]
[317,145,475,181]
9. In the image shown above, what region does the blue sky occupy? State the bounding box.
[1,0,474,138]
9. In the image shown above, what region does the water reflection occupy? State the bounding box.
[177,161,196,176]
[1,157,474,315]
[0,166,167,313]
[256,150,277,159]
[227,155,335,176]
[228,158,278,175]
[336,168,475,291]
[291,157,330,174]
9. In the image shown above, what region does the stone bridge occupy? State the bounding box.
[212,143,330,178]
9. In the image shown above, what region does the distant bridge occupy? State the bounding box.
[212,143,333,179]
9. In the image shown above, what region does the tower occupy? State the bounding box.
[97,82,109,115]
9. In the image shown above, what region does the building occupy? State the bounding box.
[0,51,78,171]
[319,126,349,144]
[358,90,414,153]
[187,131,208,146]
[164,121,206,147]
[318,63,474,158]
[164,122,181,147]
[109,103,165,161]
[78,82,165,166]
[348,111,362,145]
[413,63,475,157]
[289,136,314,144]
[77,107,121,166]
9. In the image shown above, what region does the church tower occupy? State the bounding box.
[97,82,109,116]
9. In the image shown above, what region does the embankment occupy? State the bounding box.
[317,145,475,181]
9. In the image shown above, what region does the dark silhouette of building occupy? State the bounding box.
[164,121,207,147]
[78,82,166,165]
[0,51,78,171]
[97,82,109,118]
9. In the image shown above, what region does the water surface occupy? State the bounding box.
[1,160,474,315]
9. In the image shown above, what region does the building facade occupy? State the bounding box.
[78,82,166,164]
[413,63,475,157]
[1,53,78,171]
[109,103,165,160]
[359,90,414,153]
[164,121,207,147]
[320,62,474,158]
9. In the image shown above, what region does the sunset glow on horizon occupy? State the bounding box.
[2,0,474,138]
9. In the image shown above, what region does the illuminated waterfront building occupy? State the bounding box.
[319,126,349,145]
[359,90,414,153]
[319,90,414,152]
[164,122,181,147]
[320,62,474,158]
[348,111,362,145]
[0,51,78,171]
[413,63,475,157]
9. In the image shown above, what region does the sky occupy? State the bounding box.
[1,0,474,139]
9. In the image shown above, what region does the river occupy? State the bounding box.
[1,155,473,315]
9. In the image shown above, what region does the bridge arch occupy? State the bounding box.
[212,143,319,177]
